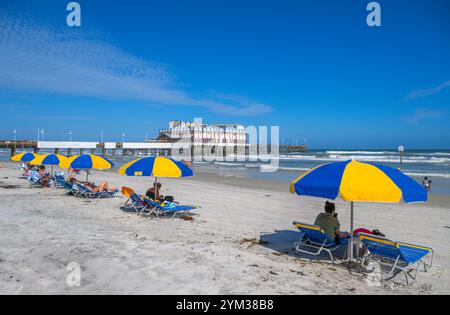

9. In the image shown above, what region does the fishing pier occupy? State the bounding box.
[1,140,307,158]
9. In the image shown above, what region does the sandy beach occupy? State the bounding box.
[0,161,449,295]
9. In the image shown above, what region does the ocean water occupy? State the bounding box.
[3,148,450,195]
[190,149,450,195]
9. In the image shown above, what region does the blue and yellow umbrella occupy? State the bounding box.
[61,154,114,170]
[290,160,427,203]
[30,154,69,176]
[118,156,194,198]
[11,152,40,162]
[118,156,194,178]
[290,160,427,260]
[30,154,68,166]
[60,154,114,181]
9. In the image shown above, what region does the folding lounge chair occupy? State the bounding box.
[141,197,199,219]
[72,183,119,199]
[357,233,434,285]
[61,180,75,194]
[54,175,67,188]
[121,187,136,206]
[53,175,78,194]
[27,170,42,187]
[293,221,349,264]
[127,193,149,215]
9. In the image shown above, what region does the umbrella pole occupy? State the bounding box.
[348,201,354,261]
[154,177,158,200]
[86,170,89,182]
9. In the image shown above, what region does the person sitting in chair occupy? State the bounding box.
[146,183,163,201]
[37,165,50,187]
[146,183,174,202]
[314,201,350,244]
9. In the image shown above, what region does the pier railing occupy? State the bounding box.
[1,140,307,157]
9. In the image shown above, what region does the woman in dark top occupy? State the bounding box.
[146,183,162,201]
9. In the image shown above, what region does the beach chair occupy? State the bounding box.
[59,180,76,194]
[141,196,199,219]
[125,193,159,216]
[72,183,119,199]
[121,186,136,206]
[27,170,42,187]
[55,177,77,194]
[293,221,349,264]
[357,233,434,285]
[53,175,67,188]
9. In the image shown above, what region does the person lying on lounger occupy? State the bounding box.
[83,181,117,193]
[314,201,350,245]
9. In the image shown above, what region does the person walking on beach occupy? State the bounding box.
[422,177,432,192]
[314,201,350,244]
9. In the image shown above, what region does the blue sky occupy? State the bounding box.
[0,0,449,149]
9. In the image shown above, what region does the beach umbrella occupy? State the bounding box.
[60,154,114,181]
[118,156,194,198]
[29,154,68,176]
[290,159,427,261]
[11,152,40,162]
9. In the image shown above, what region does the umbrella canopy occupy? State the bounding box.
[11,152,40,162]
[290,160,427,261]
[29,154,68,166]
[118,156,194,178]
[290,160,427,203]
[60,154,114,170]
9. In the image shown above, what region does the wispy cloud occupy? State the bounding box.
[402,107,447,125]
[403,80,450,102]
[0,14,272,117]
[0,104,31,110]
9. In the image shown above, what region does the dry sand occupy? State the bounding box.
[0,161,449,295]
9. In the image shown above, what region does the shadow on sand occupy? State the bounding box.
[119,205,199,221]
[259,229,369,275]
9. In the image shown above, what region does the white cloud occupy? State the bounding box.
[403,80,450,102]
[0,104,31,110]
[0,14,273,117]
[402,107,447,125]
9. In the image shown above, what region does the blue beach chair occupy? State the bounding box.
[358,233,434,285]
[141,196,199,219]
[61,180,75,194]
[72,183,119,199]
[53,174,67,188]
[27,170,43,187]
[126,193,157,216]
[52,175,76,193]
[293,221,349,264]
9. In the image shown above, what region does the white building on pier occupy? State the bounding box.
[158,118,247,157]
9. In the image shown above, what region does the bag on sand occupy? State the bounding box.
[164,196,174,202]
[353,228,385,238]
